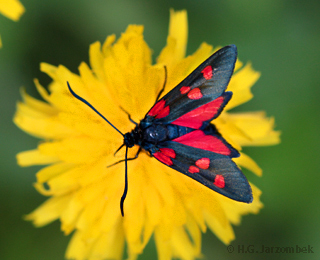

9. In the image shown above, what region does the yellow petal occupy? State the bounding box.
[19,87,57,114]
[226,63,260,110]
[168,9,188,60]
[78,61,119,121]
[157,9,188,67]
[35,162,73,183]
[170,170,236,245]
[171,226,199,260]
[185,215,202,256]
[65,231,90,259]
[144,180,162,227]
[14,96,75,139]
[102,33,116,56]
[40,63,79,91]
[0,0,25,21]
[164,42,213,93]
[17,149,60,166]
[154,226,173,260]
[25,194,71,227]
[124,183,145,254]
[219,184,263,225]
[145,159,187,240]
[33,79,52,103]
[203,209,235,245]
[66,226,125,260]
[37,137,113,164]
[91,189,121,234]
[61,197,84,235]
[90,41,108,83]
[74,167,123,236]
[103,25,162,119]
[89,225,124,260]
[38,167,81,197]
[234,152,263,176]
[222,111,281,146]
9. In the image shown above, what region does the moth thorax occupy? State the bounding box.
[144,124,168,143]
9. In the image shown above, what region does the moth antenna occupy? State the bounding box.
[155,66,167,102]
[119,106,138,126]
[120,146,129,217]
[67,82,124,137]
[68,82,130,217]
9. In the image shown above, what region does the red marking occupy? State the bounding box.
[213,175,225,188]
[187,88,203,100]
[202,65,213,80]
[153,148,176,166]
[154,151,173,166]
[172,130,231,155]
[148,100,170,119]
[195,158,210,169]
[180,86,191,94]
[188,166,199,174]
[171,96,225,129]
[159,148,176,158]
[148,100,165,116]
[155,105,170,119]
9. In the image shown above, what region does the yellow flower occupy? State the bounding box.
[14,9,280,260]
[0,0,25,47]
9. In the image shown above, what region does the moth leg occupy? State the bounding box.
[113,143,125,156]
[154,66,167,102]
[107,147,142,167]
[119,106,138,126]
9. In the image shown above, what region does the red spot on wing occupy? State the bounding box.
[171,96,225,129]
[195,158,210,169]
[148,99,170,119]
[188,165,199,174]
[172,130,231,155]
[148,100,165,116]
[159,148,176,158]
[187,88,203,100]
[153,148,176,166]
[202,65,213,80]
[213,174,225,188]
[156,105,170,119]
[180,86,190,94]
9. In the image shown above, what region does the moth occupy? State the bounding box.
[68,45,253,216]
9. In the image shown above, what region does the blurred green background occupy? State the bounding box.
[1,0,319,259]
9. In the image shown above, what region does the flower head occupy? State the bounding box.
[0,0,25,47]
[15,9,280,260]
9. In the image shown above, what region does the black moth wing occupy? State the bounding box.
[145,45,237,124]
[157,138,253,203]
[142,44,252,203]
